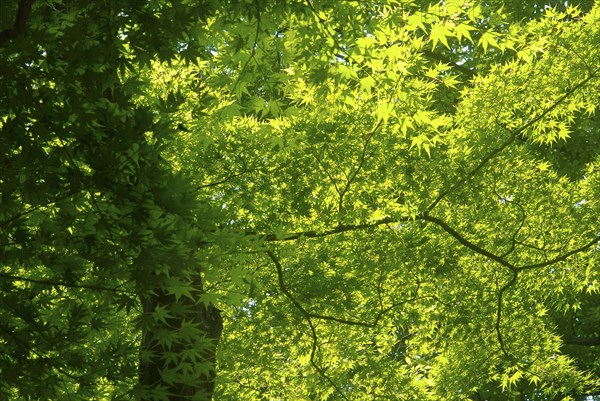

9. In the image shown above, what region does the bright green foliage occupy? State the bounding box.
[2,0,600,401]
[163,1,600,400]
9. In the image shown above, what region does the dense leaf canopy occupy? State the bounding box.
[1,0,600,400]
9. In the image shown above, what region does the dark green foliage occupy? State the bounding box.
[1,0,221,399]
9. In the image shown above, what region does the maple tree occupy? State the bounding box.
[1,0,600,400]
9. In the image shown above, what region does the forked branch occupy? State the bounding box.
[266,249,350,401]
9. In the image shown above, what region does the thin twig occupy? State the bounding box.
[338,120,383,214]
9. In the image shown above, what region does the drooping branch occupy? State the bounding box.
[264,210,599,360]
[495,270,519,357]
[266,249,418,327]
[415,214,520,357]
[267,249,313,320]
[266,249,350,401]
[266,248,423,399]
[0,0,36,47]
[253,71,600,368]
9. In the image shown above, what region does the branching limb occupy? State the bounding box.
[427,69,599,213]
[305,317,350,401]
[266,248,422,398]
[311,146,344,200]
[502,200,527,258]
[413,213,522,356]
[266,249,379,328]
[491,185,528,259]
[516,233,600,271]
[198,153,250,189]
[337,120,383,214]
[426,134,516,212]
[261,215,404,242]
[514,69,599,135]
[266,249,349,400]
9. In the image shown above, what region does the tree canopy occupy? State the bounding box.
[1,0,600,400]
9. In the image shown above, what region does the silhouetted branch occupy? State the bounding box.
[421,213,517,270]
[563,336,600,346]
[266,249,350,401]
[422,49,475,78]
[261,216,404,242]
[516,233,600,271]
[0,322,81,381]
[0,0,36,47]
[495,270,519,357]
[0,272,135,295]
[427,69,600,213]
[338,120,383,214]
[0,189,82,227]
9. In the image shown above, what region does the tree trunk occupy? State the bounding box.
[139,287,223,401]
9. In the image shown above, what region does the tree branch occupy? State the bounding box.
[0,272,135,295]
[0,0,36,47]
[563,336,600,346]
[495,270,519,357]
[421,49,475,78]
[426,134,516,212]
[420,214,517,270]
[337,120,383,214]
[232,0,261,93]
[516,233,600,271]
[0,188,84,227]
[0,322,81,381]
[266,249,379,328]
[266,249,350,401]
[260,216,404,242]
[427,69,599,213]
[514,69,599,136]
